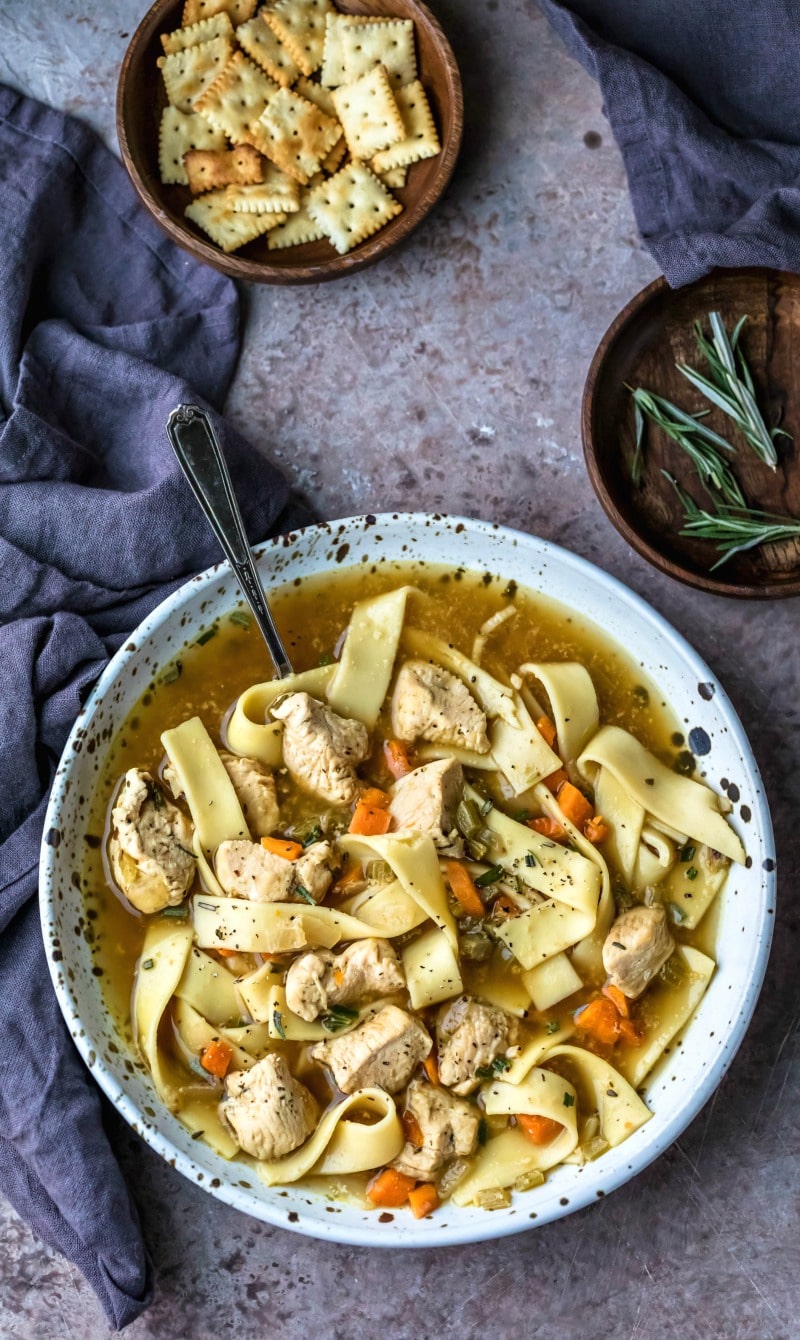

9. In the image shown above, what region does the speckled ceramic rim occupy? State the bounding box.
[40,514,776,1247]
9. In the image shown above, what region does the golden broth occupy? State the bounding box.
[81,561,714,1125]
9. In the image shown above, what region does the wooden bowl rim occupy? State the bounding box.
[582,269,800,600]
[116,0,463,285]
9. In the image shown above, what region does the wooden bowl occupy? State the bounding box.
[117,0,462,284]
[583,270,800,598]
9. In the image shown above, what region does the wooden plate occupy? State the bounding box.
[117,0,462,284]
[582,270,800,598]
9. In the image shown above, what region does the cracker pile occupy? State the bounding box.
[156,0,442,255]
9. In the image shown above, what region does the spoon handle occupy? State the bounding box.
[166,403,293,679]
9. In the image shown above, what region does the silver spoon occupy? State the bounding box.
[166,403,293,678]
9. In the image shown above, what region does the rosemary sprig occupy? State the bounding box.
[663,473,800,569]
[676,312,787,470]
[629,387,746,507]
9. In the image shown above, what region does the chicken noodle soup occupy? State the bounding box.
[87,566,744,1215]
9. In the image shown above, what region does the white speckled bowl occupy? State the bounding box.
[40,514,775,1245]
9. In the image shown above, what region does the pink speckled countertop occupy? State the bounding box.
[1,2,798,1338]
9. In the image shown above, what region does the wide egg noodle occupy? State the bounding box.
[401,925,463,1009]
[519,662,600,770]
[502,1021,575,1083]
[339,878,429,936]
[172,997,258,1071]
[191,895,381,954]
[176,945,241,1026]
[662,850,729,929]
[338,832,458,951]
[635,822,677,888]
[490,690,563,795]
[592,765,644,884]
[415,741,498,771]
[264,985,370,1040]
[256,1089,404,1186]
[578,725,746,864]
[463,786,601,970]
[161,716,249,855]
[225,664,336,768]
[133,920,194,1110]
[178,1095,240,1159]
[452,1069,579,1206]
[522,952,583,1013]
[533,781,614,978]
[326,587,410,726]
[618,945,715,1088]
[543,1043,653,1147]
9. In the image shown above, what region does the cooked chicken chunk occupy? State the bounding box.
[602,904,675,999]
[220,1054,317,1161]
[392,1078,479,1181]
[391,660,490,753]
[215,838,334,903]
[285,939,406,1022]
[219,751,279,837]
[108,768,195,914]
[270,693,370,805]
[310,1005,431,1094]
[436,995,519,1096]
[388,757,464,847]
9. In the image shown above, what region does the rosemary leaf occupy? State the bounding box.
[682,312,784,470]
[629,387,745,507]
[663,472,800,569]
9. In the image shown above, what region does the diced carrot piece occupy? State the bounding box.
[445,860,485,919]
[384,739,414,779]
[408,1183,440,1219]
[542,767,569,793]
[402,1109,424,1146]
[517,1113,564,1145]
[619,1018,644,1046]
[423,1054,439,1085]
[575,997,620,1046]
[331,861,364,896]
[492,893,520,920]
[349,802,391,836]
[360,787,390,809]
[584,815,610,844]
[528,816,568,842]
[200,1038,233,1079]
[366,1168,416,1208]
[261,836,303,861]
[536,715,557,748]
[601,982,631,1018]
[333,967,345,987]
[557,782,593,830]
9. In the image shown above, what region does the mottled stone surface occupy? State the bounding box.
[1,1,799,1338]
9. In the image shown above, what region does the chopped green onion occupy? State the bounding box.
[161,660,182,685]
[546,1019,560,1035]
[294,885,315,905]
[474,864,505,889]
[160,905,188,919]
[197,900,217,912]
[272,1006,286,1039]
[514,809,531,823]
[195,627,217,646]
[668,901,687,924]
[685,866,698,881]
[563,1092,575,1108]
[524,851,538,868]
[680,844,696,862]
[479,798,493,817]
[229,610,252,629]
[475,1055,512,1080]
[141,958,154,971]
